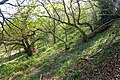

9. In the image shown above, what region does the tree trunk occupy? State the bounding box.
[53,33,56,44]
[53,18,56,44]
[65,29,68,43]
[22,38,33,56]
[24,45,32,56]
[75,25,88,42]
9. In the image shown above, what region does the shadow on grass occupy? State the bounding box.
[29,31,119,80]
[0,51,25,64]
[30,33,108,80]
[69,33,104,56]
[30,51,71,80]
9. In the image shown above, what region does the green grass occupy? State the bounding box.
[0,26,120,80]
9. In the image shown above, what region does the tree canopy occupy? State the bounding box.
[0,0,120,56]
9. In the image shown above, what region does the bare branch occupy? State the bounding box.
[40,2,51,17]
[70,0,76,24]
[0,9,11,36]
[0,0,8,5]
[62,0,70,23]
[76,0,81,24]
[48,0,60,20]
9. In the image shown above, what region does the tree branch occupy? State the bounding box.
[62,0,70,23]
[0,0,8,5]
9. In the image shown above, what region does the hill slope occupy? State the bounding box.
[0,26,120,80]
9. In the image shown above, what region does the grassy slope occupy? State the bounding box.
[0,26,120,80]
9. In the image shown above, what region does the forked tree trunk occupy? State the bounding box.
[24,45,32,56]
[22,38,33,56]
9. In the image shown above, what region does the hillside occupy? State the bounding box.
[0,0,120,80]
[0,25,120,80]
